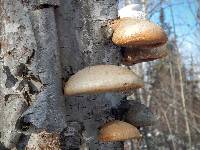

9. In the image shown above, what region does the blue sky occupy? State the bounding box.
[149,0,199,64]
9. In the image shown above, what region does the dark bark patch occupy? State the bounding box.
[33,4,56,10]
[7,51,12,55]
[29,74,41,83]
[16,114,37,133]
[16,134,30,150]
[22,91,31,106]
[18,119,32,132]
[4,94,13,104]
[3,66,18,88]
[27,49,35,64]
[21,0,28,3]
[16,80,27,92]
[60,121,84,150]
[28,81,40,94]
[17,25,26,32]
[15,63,29,77]
[16,79,39,95]
[0,142,9,150]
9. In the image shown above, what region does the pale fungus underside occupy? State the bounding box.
[98,120,141,142]
[64,65,144,96]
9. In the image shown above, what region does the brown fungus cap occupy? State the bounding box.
[98,120,141,142]
[64,65,144,96]
[122,44,168,65]
[110,18,167,49]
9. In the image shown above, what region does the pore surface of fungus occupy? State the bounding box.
[98,120,141,142]
[64,65,144,96]
[121,44,168,65]
[110,18,167,49]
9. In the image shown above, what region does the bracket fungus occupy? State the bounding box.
[98,120,141,142]
[124,101,157,127]
[111,100,157,127]
[121,44,168,65]
[110,18,167,49]
[64,65,144,96]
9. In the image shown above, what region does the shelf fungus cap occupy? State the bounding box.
[125,101,157,127]
[111,18,167,49]
[122,44,168,65]
[64,65,144,96]
[98,120,141,142]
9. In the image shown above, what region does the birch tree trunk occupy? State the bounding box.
[177,56,192,150]
[0,0,124,149]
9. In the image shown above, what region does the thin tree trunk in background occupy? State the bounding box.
[177,56,192,150]
[164,0,178,135]
[169,58,178,133]
[188,56,198,132]
[159,0,178,136]
[155,93,177,150]
[169,2,192,149]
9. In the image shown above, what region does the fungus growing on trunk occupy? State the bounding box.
[124,101,157,127]
[110,18,167,49]
[98,120,141,142]
[64,65,144,96]
[121,44,168,65]
[111,100,157,127]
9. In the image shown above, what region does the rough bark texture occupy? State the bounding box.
[55,0,124,149]
[0,0,67,149]
[18,6,67,133]
[0,0,124,149]
[1,1,36,148]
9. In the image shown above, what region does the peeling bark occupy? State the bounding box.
[0,1,37,148]
[17,6,67,133]
[0,95,28,149]
[0,0,67,148]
